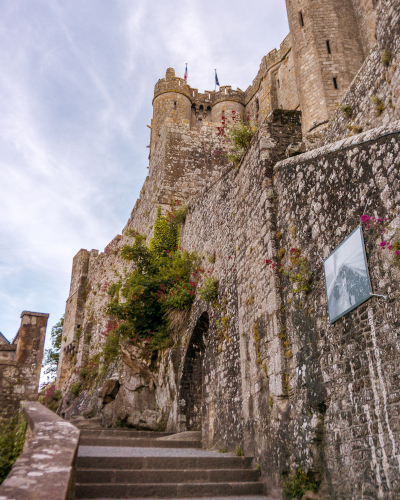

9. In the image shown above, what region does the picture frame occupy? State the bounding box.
[324,226,373,323]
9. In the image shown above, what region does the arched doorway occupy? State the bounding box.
[179,312,209,431]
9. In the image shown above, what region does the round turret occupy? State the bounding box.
[211,86,245,123]
[151,68,192,149]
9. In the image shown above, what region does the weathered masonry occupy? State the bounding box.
[56,0,400,498]
[0,311,49,412]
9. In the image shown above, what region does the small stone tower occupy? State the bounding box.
[211,86,245,123]
[285,0,366,133]
[151,68,192,151]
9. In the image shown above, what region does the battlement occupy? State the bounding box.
[244,34,292,105]
[154,70,245,108]
[213,86,245,106]
[153,72,192,102]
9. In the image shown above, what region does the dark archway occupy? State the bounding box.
[179,312,209,431]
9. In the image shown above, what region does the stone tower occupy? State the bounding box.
[211,86,245,123]
[285,0,366,133]
[151,68,192,151]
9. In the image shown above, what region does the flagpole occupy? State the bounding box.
[186,63,187,83]
[215,69,216,92]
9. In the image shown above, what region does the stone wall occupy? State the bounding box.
[0,401,80,500]
[0,312,49,413]
[323,0,400,144]
[57,105,400,499]
[285,0,366,134]
[244,35,300,127]
[180,119,400,498]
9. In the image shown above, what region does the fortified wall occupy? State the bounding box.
[0,311,49,413]
[56,0,400,497]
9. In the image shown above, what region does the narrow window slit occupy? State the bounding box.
[333,77,338,89]
[326,40,331,54]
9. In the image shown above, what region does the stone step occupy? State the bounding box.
[75,481,266,498]
[78,497,273,500]
[79,437,202,448]
[77,455,254,470]
[80,430,173,439]
[77,468,260,484]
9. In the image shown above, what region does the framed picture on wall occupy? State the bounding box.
[324,226,372,323]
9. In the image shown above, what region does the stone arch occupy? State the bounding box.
[179,311,209,431]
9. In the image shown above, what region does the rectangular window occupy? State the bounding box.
[326,40,331,54]
[299,12,304,27]
[174,101,177,110]
[333,77,338,89]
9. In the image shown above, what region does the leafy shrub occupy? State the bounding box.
[288,248,311,293]
[235,446,244,456]
[149,207,180,257]
[70,381,82,396]
[198,277,219,305]
[346,124,363,134]
[207,252,216,264]
[42,316,63,379]
[103,227,199,366]
[170,204,188,224]
[39,382,62,412]
[0,412,27,484]
[340,104,353,117]
[371,96,385,115]
[107,282,121,298]
[217,110,257,166]
[282,467,319,499]
[381,49,393,67]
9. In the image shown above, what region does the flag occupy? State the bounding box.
[215,71,220,87]
[184,64,188,81]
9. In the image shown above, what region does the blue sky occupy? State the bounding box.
[0,0,288,347]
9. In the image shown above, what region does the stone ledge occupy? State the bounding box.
[0,401,80,500]
[0,345,17,351]
[20,311,50,318]
[275,120,400,170]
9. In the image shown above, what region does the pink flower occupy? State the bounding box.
[228,256,232,259]
[215,151,219,154]
[389,245,393,250]
[380,241,388,248]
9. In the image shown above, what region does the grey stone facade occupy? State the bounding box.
[56,1,400,497]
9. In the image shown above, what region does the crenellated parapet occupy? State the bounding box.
[153,75,192,103]
[212,86,245,107]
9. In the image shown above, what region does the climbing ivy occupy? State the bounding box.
[149,207,179,257]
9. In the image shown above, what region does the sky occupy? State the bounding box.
[0,0,289,349]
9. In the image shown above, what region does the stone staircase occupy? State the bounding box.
[74,424,272,499]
